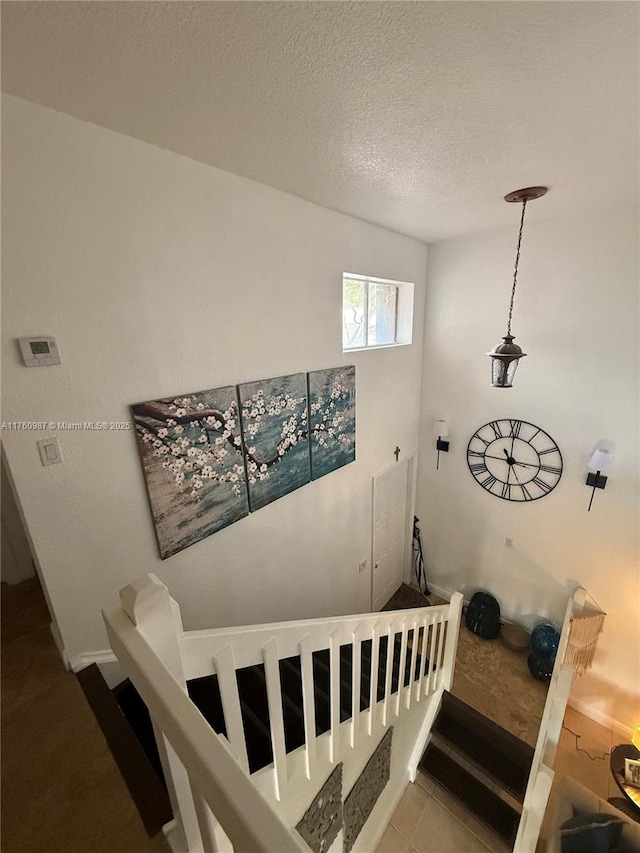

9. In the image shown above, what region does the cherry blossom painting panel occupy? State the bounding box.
[132,387,249,559]
[308,365,356,480]
[238,373,311,512]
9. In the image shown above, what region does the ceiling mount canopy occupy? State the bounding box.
[503,186,548,204]
[487,185,548,388]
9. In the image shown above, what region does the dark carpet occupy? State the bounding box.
[382,583,431,611]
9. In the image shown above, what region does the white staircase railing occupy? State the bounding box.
[513,588,587,853]
[103,574,463,853]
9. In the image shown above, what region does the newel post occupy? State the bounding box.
[119,574,203,853]
[441,592,464,692]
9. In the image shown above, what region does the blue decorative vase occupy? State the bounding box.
[531,623,560,661]
[528,651,554,682]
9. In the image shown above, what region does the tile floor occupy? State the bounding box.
[377,771,510,853]
[538,703,623,848]
[378,706,625,853]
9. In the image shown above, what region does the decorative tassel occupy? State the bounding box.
[562,609,606,676]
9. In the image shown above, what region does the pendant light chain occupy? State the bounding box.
[507,199,527,336]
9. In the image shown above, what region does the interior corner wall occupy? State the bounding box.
[1,95,428,664]
[416,206,640,731]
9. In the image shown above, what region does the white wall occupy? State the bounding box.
[1,95,428,664]
[1,455,36,584]
[416,207,639,731]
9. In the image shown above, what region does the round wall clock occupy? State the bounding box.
[467,419,563,502]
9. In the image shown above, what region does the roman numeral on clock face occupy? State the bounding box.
[470,462,488,474]
[533,476,552,493]
[501,482,512,499]
[480,473,497,490]
[508,420,522,439]
[489,421,503,439]
[539,464,561,475]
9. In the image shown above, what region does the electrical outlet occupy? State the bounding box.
[358,559,367,574]
[505,537,513,548]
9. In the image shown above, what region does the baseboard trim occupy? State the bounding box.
[71,648,117,672]
[566,696,633,740]
[50,621,71,670]
[426,582,453,602]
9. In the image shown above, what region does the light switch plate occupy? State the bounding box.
[37,438,63,466]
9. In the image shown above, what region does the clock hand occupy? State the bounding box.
[482,453,538,468]
[510,465,523,486]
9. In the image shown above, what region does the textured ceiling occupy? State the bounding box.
[2,1,638,242]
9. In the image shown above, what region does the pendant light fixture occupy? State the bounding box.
[487,186,548,387]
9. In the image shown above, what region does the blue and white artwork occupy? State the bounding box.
[308,365,356,479]
[132,387,249,559]
[238,373,311,511]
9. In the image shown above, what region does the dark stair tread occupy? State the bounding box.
[110,629,436,784]
[280,690,306,752]
[310,653,332,733]
[245,661,305,753]
[420,744,520,849]
[188,674,226,737]
[434,691,534,801]
[239,699,274,773]
[78,667,172,838]
[113,679,167,785]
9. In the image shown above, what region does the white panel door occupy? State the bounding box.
[372,459,410,611]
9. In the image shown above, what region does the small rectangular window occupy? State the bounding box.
[342,273,413,351]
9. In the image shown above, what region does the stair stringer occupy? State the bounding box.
[250,684,444,853]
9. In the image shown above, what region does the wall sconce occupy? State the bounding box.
[586,444,613,511]
[435,419,449,470]
[487,186,548,388]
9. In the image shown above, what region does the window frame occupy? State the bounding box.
[342,272,414,352]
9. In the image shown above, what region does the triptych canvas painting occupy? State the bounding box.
[132,366,356,558]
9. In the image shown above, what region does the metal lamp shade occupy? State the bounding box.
[487,334,527,388]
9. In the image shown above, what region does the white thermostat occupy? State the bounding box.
[19,337,61,367]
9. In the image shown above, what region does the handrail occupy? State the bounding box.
[104,575,463,853]
[513,588,584,853]
[104,603,307,853]
[179,602,453,680]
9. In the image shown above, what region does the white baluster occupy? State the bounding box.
[329,631,341,763]
[368,623,380,736]
[405,615,418,710]
[395,619,408,717]
[416,616,430,702]
[435,615,446,686]
[263,637,288,801]
[382,623,393,726]
[299,634,317,780]
[191,785,234,853]
[213,645,250,773]
[425,614,439,696]
[350,625,361,748]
